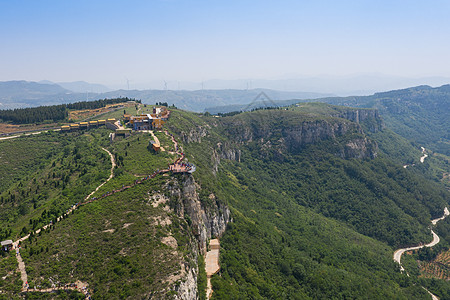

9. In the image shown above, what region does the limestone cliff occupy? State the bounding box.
[219,112,378,160]
[167,175,230,254]
[331,108,385,133]
[161,174,229,299]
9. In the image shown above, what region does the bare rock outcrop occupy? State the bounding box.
[167,175,230,254]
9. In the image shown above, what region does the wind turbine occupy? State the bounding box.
[125,77,130,90]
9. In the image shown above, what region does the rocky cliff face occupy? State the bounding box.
[339,137,378,159]
[220,115,378,160]
[212,142,241,175]
[180,126,209,144]
[332,109,385,133]
[167,175,230,254]
[173,266,197,300]
[163,174,230,299]
[282,120,359,151]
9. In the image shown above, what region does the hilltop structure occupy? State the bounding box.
[61,118,115,131]
[1,240,13,251]
[127,106,170,131]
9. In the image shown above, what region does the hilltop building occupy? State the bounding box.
[1,240,13,251]
[126,107,170,131]
[149,140,161,152]
[60,118,114,131]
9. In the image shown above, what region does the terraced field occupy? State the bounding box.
[420,250,450,280]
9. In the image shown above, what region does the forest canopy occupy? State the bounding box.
[0,97,139,124]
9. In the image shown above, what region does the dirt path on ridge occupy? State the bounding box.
[8,130,192,297]
[149,130,165,151]
[11,147,115,295]
[84,148,115,201]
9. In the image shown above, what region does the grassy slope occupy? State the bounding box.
[0,130,111,239]
[0,124,196,298]
[20,178,195,299]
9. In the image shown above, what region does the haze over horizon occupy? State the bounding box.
[1,0,450,92]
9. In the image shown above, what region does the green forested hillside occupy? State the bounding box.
[209,85,449,155]
[317,85,450,155]
[0,127,197,299]
[0,103,449,299]
[0,130,111,240]
[165,107,450,299]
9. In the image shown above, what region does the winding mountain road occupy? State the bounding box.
[393,207,449,300]
[420,147,429,163]
[403,146,429,168]
[394,207,449,271]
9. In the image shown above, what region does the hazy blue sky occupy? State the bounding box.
[1,0,450,88]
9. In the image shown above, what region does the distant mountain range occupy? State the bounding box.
[39,80,112,93]
[123,74,450,96]
[0,80,332,111]
[0,80,69,101]
[198,74,450,96]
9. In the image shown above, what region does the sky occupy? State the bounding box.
[1,0,450,89]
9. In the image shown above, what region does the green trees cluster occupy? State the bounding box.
[66,97,139,110]
[0,130,111,239]
[0,97,140,124]
[0,104,67,124]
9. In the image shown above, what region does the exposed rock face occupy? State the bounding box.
[167,175,230,254]
[212,143,241,175]
[216,111,380,160]
[173,266,197,300]
[282,121,359,152]
[224,115,358,143]
[340,137,378,159]
[332,109,385,133]
[162,174,230,299]
[181,126,208,143]
[221,118,376,159]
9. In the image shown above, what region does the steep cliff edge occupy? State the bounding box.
[167,175,230,254]
[217,109,379,160]
[164,105,387,298]
[331,108,385,133]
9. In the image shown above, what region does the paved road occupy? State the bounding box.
[394,207,449,271]
[403,146,429,168]
[420,147,429,163]
[0,129,61,141]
